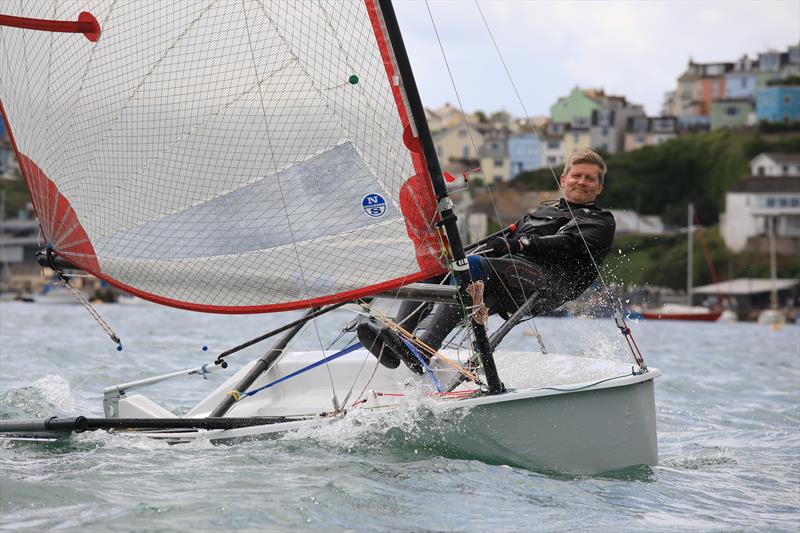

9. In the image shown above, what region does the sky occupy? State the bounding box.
[393,0,800,118]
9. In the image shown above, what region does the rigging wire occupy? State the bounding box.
[473,0,645,369]
[423,0,548,351]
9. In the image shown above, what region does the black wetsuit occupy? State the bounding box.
[410,199,616,351]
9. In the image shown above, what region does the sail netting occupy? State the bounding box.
[0,0,446,312]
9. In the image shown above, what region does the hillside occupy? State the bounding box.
[601,226,800,290]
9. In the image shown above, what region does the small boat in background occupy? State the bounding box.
[641,304,722,321]
[643,204,722,322]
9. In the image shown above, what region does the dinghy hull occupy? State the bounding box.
[409,375,658,474]
[131,351,661,475]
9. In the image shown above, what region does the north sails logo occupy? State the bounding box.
[362,193,387,217]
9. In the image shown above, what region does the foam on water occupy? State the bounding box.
[0,374,75,418]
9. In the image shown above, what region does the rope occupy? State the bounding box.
[57,275,122,349]
[401,338,444,392]
[232,342,364,400]
[366,306,479,383]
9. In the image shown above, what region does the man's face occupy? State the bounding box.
[560,163,604,204]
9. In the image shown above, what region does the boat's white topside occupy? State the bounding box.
[171,349,658,419]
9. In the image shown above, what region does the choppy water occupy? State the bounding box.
[0,301,798,531]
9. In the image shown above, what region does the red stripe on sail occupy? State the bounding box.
[364,0,443,274]
[17,155,100,273]
[0,99,99,272]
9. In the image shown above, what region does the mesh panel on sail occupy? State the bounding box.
[0,1,445,311]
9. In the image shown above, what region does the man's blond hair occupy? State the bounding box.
[562,149,607,184]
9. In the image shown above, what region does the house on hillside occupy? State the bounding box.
[541,134,565,168]
[433,123,489,173]
[751,153,800,177]
[508,134,541,178]
[550,87,600,125]
[478,132,509,184]
[720,153,800,253]
[756,83,800,124]
[623,116,678,152]
[589,99,645,155]
[563,127,591,156]
[710,98,755,130]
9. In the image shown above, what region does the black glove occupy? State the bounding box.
[485,236,527,256]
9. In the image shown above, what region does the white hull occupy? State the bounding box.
[116,350,660,475]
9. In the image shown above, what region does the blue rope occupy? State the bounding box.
[401,338,444,392]
[242,342,363,398]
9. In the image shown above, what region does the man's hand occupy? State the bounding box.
[484,236,528,256]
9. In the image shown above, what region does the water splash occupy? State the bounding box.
[0,375,74,418]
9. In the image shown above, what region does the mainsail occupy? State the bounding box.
[0,0,445,312]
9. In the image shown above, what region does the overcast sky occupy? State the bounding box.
[393,0,800,118]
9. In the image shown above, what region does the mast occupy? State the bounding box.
[377,0,503,393]
[687,203,694,306]
[768,215,778,310]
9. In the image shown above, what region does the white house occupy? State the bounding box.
[749,153,800,177]
[720,153,800,252]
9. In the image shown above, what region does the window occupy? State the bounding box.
[463,146,470,157]
[741,78,747,88]
[766,197,776,207]
[779,197,788,207]
[547,141,559,149]
[547,156,556,164]
[757,166,765,176]
[783,165,789,174]
[494,159,503,167]
[790,198,799,207]
[458,129,467,138]
[601,127,608,136]
[784,95,792,105]
[726,106,738,116]
[491,142,499,150]
[494,175,503,183]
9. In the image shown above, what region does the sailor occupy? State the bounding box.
[358,149,616,373]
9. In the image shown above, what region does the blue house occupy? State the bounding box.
[508,134,541,178]
[756,86,800,123]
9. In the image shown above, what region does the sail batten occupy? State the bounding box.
[1,0,445,312]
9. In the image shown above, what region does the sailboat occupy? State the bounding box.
[757,216,785,327]
[0,0,659,474]
[642,204,722,321]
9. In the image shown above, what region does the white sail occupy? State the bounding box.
[0,0,444,312]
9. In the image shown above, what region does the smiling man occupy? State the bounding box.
[358,149,616,373]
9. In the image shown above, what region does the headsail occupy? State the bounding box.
[0,0,445,312]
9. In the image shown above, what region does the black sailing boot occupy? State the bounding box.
[355,316,429,374]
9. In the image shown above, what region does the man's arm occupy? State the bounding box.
[519,211,615,262]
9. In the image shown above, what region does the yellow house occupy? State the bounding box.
[433,124,486,170]
[562,128,592,156]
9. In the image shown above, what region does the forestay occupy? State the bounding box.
[0,0,445,312]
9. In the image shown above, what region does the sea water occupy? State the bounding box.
[0,301,798,531]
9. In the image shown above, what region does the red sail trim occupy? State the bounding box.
[364,0,442,273]
[17,154,101,273]
[57,259,446,315]
[0,12,100,42]
[1,98,99,272]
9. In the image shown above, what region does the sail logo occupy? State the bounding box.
[362,194,387,218]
